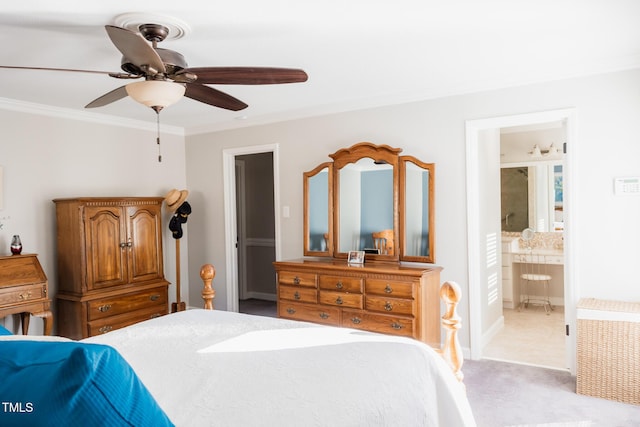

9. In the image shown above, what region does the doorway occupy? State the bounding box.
[222,144,282,313]
[465,109,578,374]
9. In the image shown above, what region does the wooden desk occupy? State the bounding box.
[0,254,53,335]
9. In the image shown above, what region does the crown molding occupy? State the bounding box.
[0,97,185,136]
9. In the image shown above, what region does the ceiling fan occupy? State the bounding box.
[0,23,309,113]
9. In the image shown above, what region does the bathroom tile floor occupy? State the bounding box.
[483,305,566,370]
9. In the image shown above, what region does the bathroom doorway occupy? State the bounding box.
[465,108,577,374]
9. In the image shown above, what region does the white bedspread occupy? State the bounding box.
[84,309,476,427]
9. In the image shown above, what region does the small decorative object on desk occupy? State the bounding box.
[348,250,365,264]
[10,235,22,255]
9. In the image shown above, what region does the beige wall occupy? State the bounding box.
[186,67,640,349]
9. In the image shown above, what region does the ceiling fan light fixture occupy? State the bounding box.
[125,80,185,110]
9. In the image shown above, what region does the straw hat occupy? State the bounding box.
[164,189,189,212]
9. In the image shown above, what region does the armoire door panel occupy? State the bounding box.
[84,206,127,290]
[127,206,163,283]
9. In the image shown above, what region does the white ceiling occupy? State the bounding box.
[2,1,640,135]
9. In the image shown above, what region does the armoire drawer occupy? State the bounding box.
[88,305,166,336]
[365,278,415,299]
[278,301,340,326]
[365,295,416,316]
[342,310,415,338]
[87,286,167,321]
[278,271,317,288]
[279,285,317,304]
[319,275,363,293]
[319,290,363,309]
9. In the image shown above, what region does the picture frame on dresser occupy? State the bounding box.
[347,250,364,264]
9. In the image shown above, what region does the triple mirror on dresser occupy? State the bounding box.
[303,141,435,263]
[278,142,439,346]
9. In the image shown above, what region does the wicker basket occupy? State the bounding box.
[576,298,640,405]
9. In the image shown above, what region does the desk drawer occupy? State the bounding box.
[279,285,317,303]
[366,279,415,298]
[0,283,46,307]
[319,275,363,293]
[278,301,340,326]
[319,290,363,309]
[88,287,167,321]
[278,271,317,288]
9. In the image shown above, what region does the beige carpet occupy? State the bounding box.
[484,306,566,369]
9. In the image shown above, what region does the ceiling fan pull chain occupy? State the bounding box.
[156,110,162,163]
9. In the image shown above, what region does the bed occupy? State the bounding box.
[0,264,476,427]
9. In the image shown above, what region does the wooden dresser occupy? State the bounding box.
[273,258,442,347]
[53,197,169,339]
[0,254,53,335]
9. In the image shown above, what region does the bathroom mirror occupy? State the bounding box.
[501,162,563,232]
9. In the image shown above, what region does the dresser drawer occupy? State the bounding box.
[278,301,340,326]
[319,290,363,309]
[365,278,415,299]
[343,310,415,338]
[88,305,166,336]
[87,287,167,321]
[365,295,415,316]
[319,275,363,293]
[0,283,47,308]
[278,271,317,288]
[279,285,317,304]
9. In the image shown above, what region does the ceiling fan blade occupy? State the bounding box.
[0,65,127,77]
[186,67,308,85]
[105,25,166,75]
[85,85,128,108]
[184,83,248,111]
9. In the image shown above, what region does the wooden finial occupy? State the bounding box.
[200,263,216,310]
[440,281,464,383]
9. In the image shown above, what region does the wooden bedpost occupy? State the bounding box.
[200,264,216,310]
[438,281,464,383]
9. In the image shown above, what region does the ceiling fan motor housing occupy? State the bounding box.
[120,48,188,77]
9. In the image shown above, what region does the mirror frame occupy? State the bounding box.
[331,142,401,261]
[399,155,435,263]
[303,162,333,257]
[302,142,436,263]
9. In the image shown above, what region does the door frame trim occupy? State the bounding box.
[465,108,578,373]
[222,143,281,312]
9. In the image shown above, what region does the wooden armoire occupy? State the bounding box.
[53,197,169,339]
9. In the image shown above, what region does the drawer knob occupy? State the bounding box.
[335,296,343,305]
[19,291,32,300]
[335,281,343,289]
[150,294,160,301]
[384,284,393,294]
[98,325,113,334]
[350,317,362,324]
[286,307,296,314]
[98,304,111,313]
[390,322,403,330]
[384,302,393,312]
[319,312,329,319]
[293,276,301,285]
[294,291,301,300]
